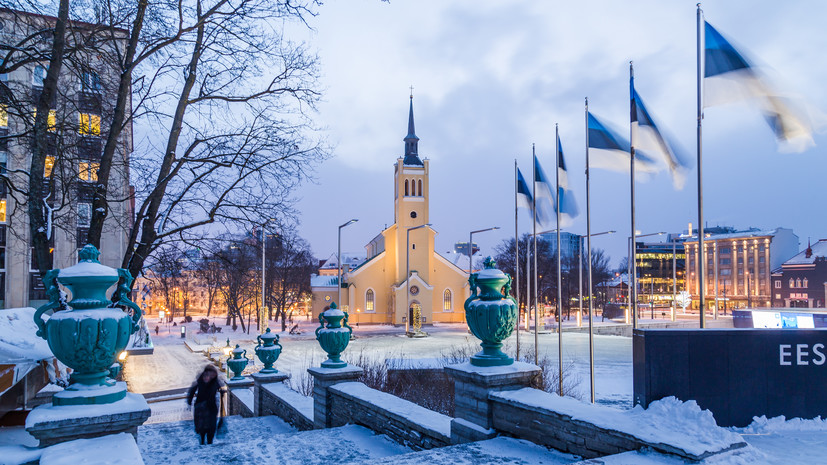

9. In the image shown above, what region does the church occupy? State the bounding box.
[310,97,470,326]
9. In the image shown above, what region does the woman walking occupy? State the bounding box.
[186,364,225,445]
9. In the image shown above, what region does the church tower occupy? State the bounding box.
[394,94,429,227]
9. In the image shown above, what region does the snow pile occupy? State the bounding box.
[26,392,148,427]
[739,415,827,434]
[0,308,53,361]
[496,389,743,457]
[58,261,118,278]
[39,433,143,465]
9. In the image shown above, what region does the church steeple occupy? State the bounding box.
[403,93,423,166]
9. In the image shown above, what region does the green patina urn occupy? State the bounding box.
[464,257,517,367]
[315,302,353,368]
[255,328,282,374]
[33,244,142,405]
[227,344,249,380]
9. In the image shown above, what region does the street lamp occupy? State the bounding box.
[468,227,500,274]
[578,230,615,325]
[628,231,665,328]
[406,223,432,334]
[337,219,358,309]
[261,219,276,334]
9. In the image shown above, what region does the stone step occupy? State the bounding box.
[138,416,410,465]
[357,437,577,465]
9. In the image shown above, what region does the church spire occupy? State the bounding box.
[403,91,423,166]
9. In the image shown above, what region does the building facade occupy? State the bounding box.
[0,10,132,309]
[634,241,685,308]
[771,240,827,308]
[539,231,581,260]
[310,97,469,325]
[684,228,798,310]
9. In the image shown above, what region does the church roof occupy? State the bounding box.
[403,96,423,166]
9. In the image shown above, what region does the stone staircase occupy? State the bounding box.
[138,415,576,465]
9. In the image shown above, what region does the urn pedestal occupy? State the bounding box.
[464,257,518,367]
[255,328,283,374]
[227,344,249,381]
[315,303,353,369]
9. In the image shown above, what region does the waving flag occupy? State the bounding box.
[587,112,658,174]
[631,83,690,189]
[555,134,579,227]
[704,20,813,151]
[533,155,554,229]
[516,168,533,211]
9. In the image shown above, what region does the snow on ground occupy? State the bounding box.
[369,437,577,464]
[138,418,408,465]
[39,433,143,465]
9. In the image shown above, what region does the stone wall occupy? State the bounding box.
[258,383,314,431]
[328,382,451,451]
[228,388,253,418]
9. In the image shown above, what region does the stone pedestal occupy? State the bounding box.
[226,377,255,389]
[307,366,362,428]
[251,371,290,416]
[25,392,151,447]
[445,361,540,444]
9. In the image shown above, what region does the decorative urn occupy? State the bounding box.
[33,244,142,405]
[315,302,353,368]
[464,257,518,367]
[255,328,282,374]
[227,344,249,380]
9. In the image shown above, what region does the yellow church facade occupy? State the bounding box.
[310,98,469,326]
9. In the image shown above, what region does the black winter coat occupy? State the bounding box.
[187,376,222,434]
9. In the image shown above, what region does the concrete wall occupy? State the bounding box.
[328,382,451,450]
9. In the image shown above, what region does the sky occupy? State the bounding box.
[289,0,827,267]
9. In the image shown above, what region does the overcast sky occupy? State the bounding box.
[290,0,827,266]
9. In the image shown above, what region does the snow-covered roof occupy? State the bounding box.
[310,274,338,288]
[598,273,628,287]
[0,308,55,397]
[783,240,827,266]
[320,253,366,270]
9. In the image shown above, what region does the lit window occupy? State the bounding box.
[774,280,781,289]
[803,278,808,288]
[33,109,57,132]
[790,278,795,288]
[79,162,99,181]
[33,65,47,86]
[0,199,5,222]
[77,203,91,228]
[365,289,374,312]
[78,113,101,135]
[443,289,452,312]
[0,105,6,127]
[44,156,54,177]
[796,278,802,288]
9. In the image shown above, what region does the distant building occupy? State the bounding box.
[309,97,469,325]
[634,241,686,308]
[539,231,581,260]
[684,228,799,310]
[771,240,827,308]
[0,10,132,308]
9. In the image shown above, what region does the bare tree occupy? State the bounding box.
[492,234,558,312]
[145,244,184,320]
[211,237,256,332]
[263,230,314,331]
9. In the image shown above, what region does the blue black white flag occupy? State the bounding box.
[555,134,579,227]
[704,20,813,151]
[631,82,689,189]
[533,155,554,229]
[516,168,533,211]
[587,112,658,174]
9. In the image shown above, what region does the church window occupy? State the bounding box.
[418,180,422,197]
[443,289,452,312]
[410,211,417,219]
[404,180,409,196]
[365,289,375,313]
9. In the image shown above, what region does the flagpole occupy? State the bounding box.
[585,97,595,403]
[532,144,539,364]
[697,3,706,328]
[629,61,638,330]
[555,124,563,396]
[515,159,521,360]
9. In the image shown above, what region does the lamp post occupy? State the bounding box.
[468,227,500,275]
[406,223,432,334]
[627,231,665,328]
[337,219,358,309]
[260,220,276,334]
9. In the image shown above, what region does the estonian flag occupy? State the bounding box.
[704,20,813,152]
[587,112,658,174]
[631,82,689,190]
[555,134,579,227]
[533,155,554,229]
[516,168,533,211]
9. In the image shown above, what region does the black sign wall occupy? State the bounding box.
[633,328,827,427]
